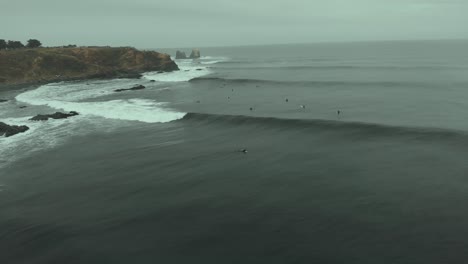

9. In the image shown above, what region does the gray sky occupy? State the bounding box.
[1,0,468,48]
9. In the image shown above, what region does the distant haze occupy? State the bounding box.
[2,0,468,48]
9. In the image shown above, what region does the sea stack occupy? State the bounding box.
[189,49,201,59]
[175,50,187,59]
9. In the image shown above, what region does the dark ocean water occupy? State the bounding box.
[2,40,468,263]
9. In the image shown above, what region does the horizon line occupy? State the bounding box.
[148,38,468,50]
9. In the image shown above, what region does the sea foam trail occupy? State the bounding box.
[0,116,79,168]
[0,115,130,169]
[143,63,211,82]
[16,83,186,123]
[142,56,230,82]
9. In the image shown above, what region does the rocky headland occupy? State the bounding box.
[0,46,179,86]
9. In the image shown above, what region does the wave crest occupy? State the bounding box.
[182,113,466,141]
[188,77,434,88]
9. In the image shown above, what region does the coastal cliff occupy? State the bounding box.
[0,47,179,85]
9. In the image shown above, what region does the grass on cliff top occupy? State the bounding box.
[0,46,137,56]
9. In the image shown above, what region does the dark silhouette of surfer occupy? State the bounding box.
[337,110,341,115]
[240,149,248,153]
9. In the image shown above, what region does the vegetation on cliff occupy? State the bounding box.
[0,39,42,50]
[0,46,179,85]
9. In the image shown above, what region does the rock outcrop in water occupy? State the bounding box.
[175,50,188,59]
[115,84,145,92]
[30,111,79,121]
[0,122,29,137]
[189,49,201,59]
[0,47,179,85]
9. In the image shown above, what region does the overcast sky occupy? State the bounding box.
[1,0,468,48]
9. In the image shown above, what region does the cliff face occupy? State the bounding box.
[0,47,179,85]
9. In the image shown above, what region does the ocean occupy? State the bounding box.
[1,40,468,263]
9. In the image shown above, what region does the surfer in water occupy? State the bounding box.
[240,149,248,153]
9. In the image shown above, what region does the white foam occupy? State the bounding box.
[16,79,141,103]
[16,83,186,123]
[0,116,79,168]
[199,56,230,61]
[143,65,211,82]
[143,55,231,82]
[45,99,185,123]
[0,115,131,169]
[201,60,222,65]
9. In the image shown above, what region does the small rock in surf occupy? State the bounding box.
[30,111,79,121]
[115,85,145,92]
[0,122,29,137]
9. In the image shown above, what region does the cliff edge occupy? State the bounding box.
[0,47,179,85]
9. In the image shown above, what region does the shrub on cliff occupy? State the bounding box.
[26,39,42,48]
[6,40,24,49]
[0,39,6,50]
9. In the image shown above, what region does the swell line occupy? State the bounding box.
[182,112,468,141]
[215,64,466,71]
[189,77,438,88]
